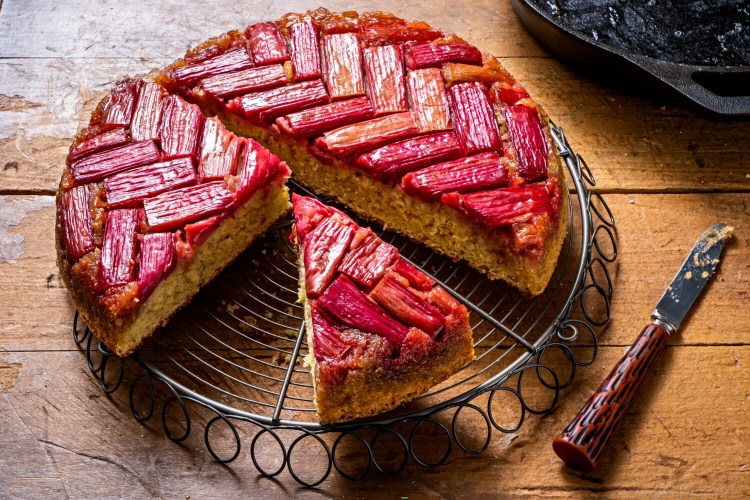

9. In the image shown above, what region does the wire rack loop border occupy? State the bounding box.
[72,124,617,487]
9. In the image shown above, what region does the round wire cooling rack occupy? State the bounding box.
[72,124,618,487]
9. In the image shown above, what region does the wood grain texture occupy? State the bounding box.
[0,0,542,59]
[1,0,749,496]
[0,347,747,497]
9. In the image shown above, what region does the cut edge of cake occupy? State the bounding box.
[212,107,569,296]
[57,178,291,357]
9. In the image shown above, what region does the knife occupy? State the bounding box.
[552,222,734,472]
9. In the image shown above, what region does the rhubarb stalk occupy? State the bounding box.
[98,208,139,287]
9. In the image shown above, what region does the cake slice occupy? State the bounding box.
[157,9,568,296]
[56,78,291,356]
[292,194,475,424]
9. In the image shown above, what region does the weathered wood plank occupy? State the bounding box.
[0,58,166,193]
[1,55,748,194]
[0,347,747,496]
[0,0,542,59]
[605,192,749,346]
[1,194,747,352]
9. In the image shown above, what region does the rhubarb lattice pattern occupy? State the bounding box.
[293,194,472,398]
[159,9,562,259]
[58,80,289,318]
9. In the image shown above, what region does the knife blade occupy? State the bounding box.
[552,223,733,472]
[652,223,734,334]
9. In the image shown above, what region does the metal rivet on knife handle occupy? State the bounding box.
[552,323,669,471]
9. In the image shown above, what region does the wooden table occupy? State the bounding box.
[1,1,748,497]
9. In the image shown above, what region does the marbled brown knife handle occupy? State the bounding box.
[553,323,670,471]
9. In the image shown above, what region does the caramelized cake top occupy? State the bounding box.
[57,78,290,320]
[158,8,563,260]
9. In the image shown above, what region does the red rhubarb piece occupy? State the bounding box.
[159,95,206,159]
[200,64,288,99]
[443,61,515,87]
[98,208,139,287]
[392,258,435,292]
[246,22,290,65]
[322,33,365,100]
[360,21,442,44]
[168,48,255,87]
[198,117,243,181]
[370,272,445,338]
[448,82,501,154]
[407,68,452,133]
[489,81,530,105]
[228,79,329,122]
[402,152,509,202]
[357,132,462,183]
[363,44,407,115]
[289,20,321,80]
[104,157,197,208]
[235,139,282,201]
[143,181,233,231]
[503,105,549,182]
[68,127,129,164]
[337,228,398,288]
[317,275,409,345]
[60,185,95,261]
[291,193,340,241]
[97,79,140,126]
[510,216,551,257]
[304,218,355,298]
[130,82,164,142]
[442,184,552,227]
[276,97,373,138]
[424,285,463,316]
[136,232,176,300]
[71,140,160,183]
[404,41,482,70]
[315,112,419,157]
[184,214,224,248]
[318,15,359,34]
[311,306,350,362]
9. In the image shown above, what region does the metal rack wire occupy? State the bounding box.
[73,124,617,486]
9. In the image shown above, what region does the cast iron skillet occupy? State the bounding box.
[512,0,750,117]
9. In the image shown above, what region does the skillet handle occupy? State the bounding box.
[632,55,750,116]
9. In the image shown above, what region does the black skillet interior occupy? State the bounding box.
[512,0,750,117]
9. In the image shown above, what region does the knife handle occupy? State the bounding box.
[553,323,670,471]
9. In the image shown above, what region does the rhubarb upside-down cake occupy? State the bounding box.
[57,8,566,419]
[292,195,474,423]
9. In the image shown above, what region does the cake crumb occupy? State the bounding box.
[226,303,239,314]
[239,315,258,333]
[272,351,303,366]
[685,271,692,280]
[701,271,710,279]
